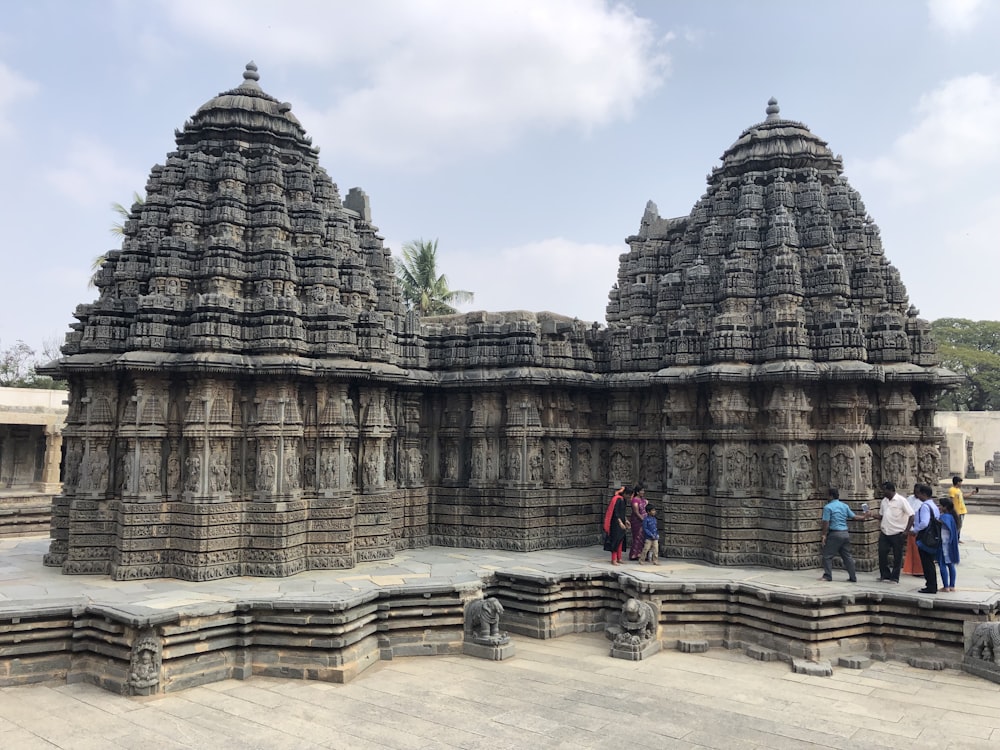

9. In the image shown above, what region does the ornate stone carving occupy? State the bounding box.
[126,632,161,694]
[606,598,660,660]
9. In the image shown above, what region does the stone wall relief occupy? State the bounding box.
[766,386,811,432]
[610,444,633,485]
[126,631,161,695]
[761,445,789,493]
[731,445,751,490]
[403,445,424,486]
[858,444,873,492]
[80,446,109,494]
[882,447,908,489]
[209,441,230,493]
[881,389,918,427]
[256,439,277,493]
[184,441,204,494]
[829,446,856,492]
[709,388,753,427]
[283,441,300,491]
[916,446,939,485]
[139,444,161,494]
[64,440,83,488]
[640,445,662,487]
[361,439,385,491]
[442,440,459,482]
[319,445,338,490]
[301,448,316,490]
[790,446,812,493]
[574,442,592,484]
[166,440,181,494]
[665,388,698,427]
[528,441,543,483]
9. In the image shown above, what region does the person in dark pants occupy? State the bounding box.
[874,481,914,583]
[819,487,869,582]
[910,483,940,594]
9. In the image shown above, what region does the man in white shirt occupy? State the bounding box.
[874,481,914,583]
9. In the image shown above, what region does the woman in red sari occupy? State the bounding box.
[603,486,630,565]
[628,485,648,561]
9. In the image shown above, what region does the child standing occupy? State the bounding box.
[640,506,659,565]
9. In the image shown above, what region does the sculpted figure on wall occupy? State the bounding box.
[555,440,571,482]
[127,633,161,693]
[883,449,907,486]
[64,443,83,487]
[672,444,695,486]
[140,448,160,493]
[576,442,592,483]
[319,447,337,489]
[791,447,812,492]
[185,453,201,493]
[284,446,300,491]
[529,449,543,482]
[84,452,108,493]
[257,449,276,492]
[210,445,230,492]
[166,449,180,493]
[830,448,855,492]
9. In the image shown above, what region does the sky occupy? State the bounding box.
[1,0,999,357]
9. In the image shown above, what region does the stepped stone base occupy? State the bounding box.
[792,659,833,676]
[0,493,53,538]
[838,655,872,669]
[677,639,709,653]
[746,644,781,662]
[463,641,516,661]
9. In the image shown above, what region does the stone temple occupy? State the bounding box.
[45,65,954,580]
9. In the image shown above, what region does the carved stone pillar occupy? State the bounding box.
[36,424,63,493]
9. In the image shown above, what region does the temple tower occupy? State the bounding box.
[46,74,955,578]
[606,98,954,566]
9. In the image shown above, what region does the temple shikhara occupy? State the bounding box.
[46,65,955,580]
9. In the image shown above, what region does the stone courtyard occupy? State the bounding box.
[1,514,999,747]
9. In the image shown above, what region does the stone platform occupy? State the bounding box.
[1,516,998,696]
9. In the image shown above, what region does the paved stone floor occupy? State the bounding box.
[2,632,999,749]
[1,515,999,749]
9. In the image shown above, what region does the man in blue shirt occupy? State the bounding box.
[820,487,869,582]
[909,483,941,594]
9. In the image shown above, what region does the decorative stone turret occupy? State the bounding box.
[605,99,956,566]
[45,77,957,579]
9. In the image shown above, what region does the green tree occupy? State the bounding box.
[91,192,144,288]
[931,318,1000,410]
[395,238,474,316]
[0,338,64,389]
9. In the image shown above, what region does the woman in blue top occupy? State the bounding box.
[937,497,961,592]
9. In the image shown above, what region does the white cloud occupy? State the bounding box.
[44,137,148,208]
[158,0,669,167]
[449,238,622,322]
[927,0,989,34]
[0,61,38,139]
[855,74,1000,201]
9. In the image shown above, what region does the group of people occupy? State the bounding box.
[603,485,660,565]
[821,475,973,593]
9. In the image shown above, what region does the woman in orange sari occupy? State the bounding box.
[902,485,923,577]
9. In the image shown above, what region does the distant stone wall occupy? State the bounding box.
[935,411,1000,477]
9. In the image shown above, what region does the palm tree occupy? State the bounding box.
[396,238,474,316]
[90,192,144,288]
